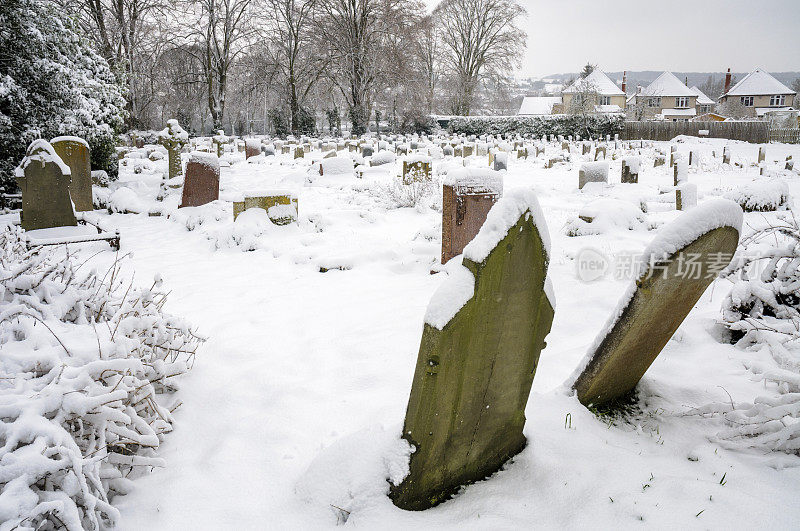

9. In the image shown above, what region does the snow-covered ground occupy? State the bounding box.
[56,137,800,528]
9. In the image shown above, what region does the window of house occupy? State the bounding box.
[770,94,786,106]
[599,95,611,106]
[675,97,688,108]
[741,96,754,107]
[648,97,661,107]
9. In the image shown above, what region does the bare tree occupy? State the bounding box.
[180,0,259,130]
[434,0,526,116]
[263,0,329,134]
[319,0,423,134]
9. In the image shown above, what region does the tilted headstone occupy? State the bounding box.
[51,136,92,212]
[578,162,609,189]
[390,190,554,510]
[621,157,640,184]
[158,119,189,179]
[180,152,220,208]
[15,140,77,230]
[492,152,508,171]
[570,199,742,407]
[441,169,503,264]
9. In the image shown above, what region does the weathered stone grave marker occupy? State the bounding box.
[675,182,697,211]
[570,199,742,407]
[441,169,503,264]
[180,152,220,208]
[579,161,609,189]
[51,136,92,212]
[390,190,554,510]
[158,119,189,179]
[233,191,298,225]
[15,140,78,231]
[621,156,639,184]
[402,157,432,184]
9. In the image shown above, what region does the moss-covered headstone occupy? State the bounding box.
[158,119,189,179]
[571,199,742,407]
[15,140,77,231]
[51,136,92,212]
[390,190,554,511]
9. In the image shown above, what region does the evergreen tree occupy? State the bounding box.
[580,63,596,79]
[0,0,126,191]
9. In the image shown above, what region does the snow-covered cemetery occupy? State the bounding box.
[2,0,800,529]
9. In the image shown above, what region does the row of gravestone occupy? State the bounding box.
[390,187,743,510]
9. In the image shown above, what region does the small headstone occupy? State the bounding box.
[245,139,261,159]
[571,199,742,406]
[294,146,304,159]
[361,145,374,157]
[15,140,77,230]
[51,136,92,212]
[403,157,432,184]
[441,169,503,264]
[492,152,508,171]
[180,152,220,208]
[582,142,591,155]
[594,145,607,161]
[758,147,766,163]
[621,157,640,184]
[673,154,688,186]
[517,147,528,159]
[578,162,609,189]
[233,191,298,225]
[722,146,731,165]
[787,156,794,171]
[390,190,554,510]
[443,145,454,157]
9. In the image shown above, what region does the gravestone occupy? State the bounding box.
[723,146,731,164]
[294,146,304,159]
[158,119,189,179]
[403,158,432,184]
[245,139,261,159]
[51,136,92,212]
[571,199,742,407]
[390,191,554,511]
[654,156,665,167]
[787,156,794,171]
[673,154,688,186]
[15,140,77,231]
[578,162,608,189]
[492,152,508,171]
[361,145,374,157]
[594,145,607,161]
[180,152,220,208]
[582,142,591,155]
[233,191,298,225]
[441,169,503,264]
[758,147,766,163]
[517,147,528,159]
[621,157,640,184]
[443,145,454,157]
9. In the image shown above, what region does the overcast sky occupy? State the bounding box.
[518,0,800,78]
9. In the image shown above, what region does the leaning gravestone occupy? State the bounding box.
[390,189,554,510]
[570,199,742,407]
[158,119,189,179]
[621,156,640,184]
[51,136,92,212]
[15,140,77,231]
[180,152,220,208]
[441,168,503,264]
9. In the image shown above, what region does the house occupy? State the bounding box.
[628,72,697,121]
[718,68,796,118]
[561,69,626,113]
[689,86,715,114]
[517,96,563,116]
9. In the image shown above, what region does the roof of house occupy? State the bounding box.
[563,70,625,96]
[725,69,796,97]
[594,104,623,114]
[518,96,562,115]
[689,86,715,105]
[641,72,695,97]
[755,106,794,117]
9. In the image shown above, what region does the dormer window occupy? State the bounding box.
[598,96,610,106]
[769,95,786,106]
[675,97,688,108]
[741,96,754,107]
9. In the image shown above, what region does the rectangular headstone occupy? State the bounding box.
[51,136,92,212]
[180,152,220,208]
[441,169,503,264]
[15,140,77,230]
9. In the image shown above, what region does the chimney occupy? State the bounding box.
[724,68,732,95]
[621,71,627,93]
[685,76,689,87]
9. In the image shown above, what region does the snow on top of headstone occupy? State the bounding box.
[580,161,608,179]
[50,136,89,148]
[232,189,298,202]
[319,156,354,175]
[15,139,71,178]
[463,187,550,264]
[245,138,261,148]
[406,153,432,164]
[158,119,189,142]
[640,198,741,270]
[189,151,220,169]
[622,156,640,173]
[442,167,503,196]
[424,260,476,330]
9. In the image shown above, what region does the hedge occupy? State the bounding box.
[448,114,625,139]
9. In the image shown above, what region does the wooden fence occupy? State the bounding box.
[622,121,772,143]
[769,128,800,144]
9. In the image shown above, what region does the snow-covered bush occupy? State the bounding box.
[724,179,790,212]
[565,198,647,236]
[377,176,436,210]
[692,213,800,455]
[0,0,126,188]
[448,114,624,139]
[0,227,202,529]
